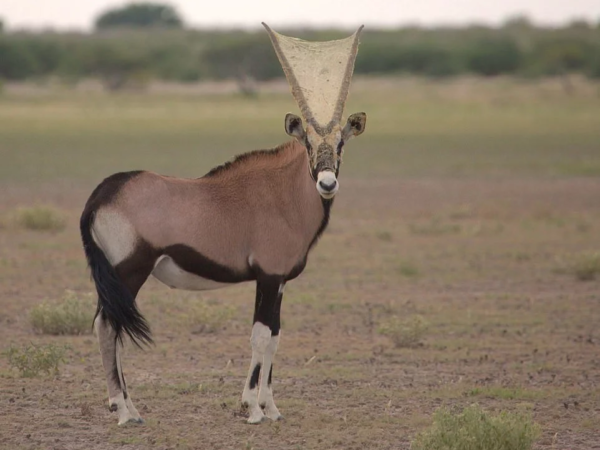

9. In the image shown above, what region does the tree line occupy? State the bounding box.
[1,15,599,90]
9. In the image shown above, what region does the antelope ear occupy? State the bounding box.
[342,112,367,141]
[284,113,306,141]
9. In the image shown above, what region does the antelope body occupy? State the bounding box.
[81,24,366,425]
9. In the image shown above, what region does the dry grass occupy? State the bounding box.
[0,79,599,449]
[378,315,429,348]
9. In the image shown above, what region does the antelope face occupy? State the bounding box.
[285,112,367,200]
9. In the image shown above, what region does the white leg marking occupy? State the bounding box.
[258,334,282,420]
[116,345,143,422]
[109,392,137,426]
[242,322,271,424]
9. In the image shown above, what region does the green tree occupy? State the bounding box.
[95,3,183,30]
[467,38,522,76]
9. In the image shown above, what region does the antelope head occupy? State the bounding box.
[264,23,366,199]
[284,112,366,199]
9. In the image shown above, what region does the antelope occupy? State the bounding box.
[81,23,366,425]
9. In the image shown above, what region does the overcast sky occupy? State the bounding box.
[2,0,599,31]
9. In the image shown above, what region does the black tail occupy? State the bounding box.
[80,206,153,348]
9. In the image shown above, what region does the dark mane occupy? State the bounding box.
[202,141,294,179]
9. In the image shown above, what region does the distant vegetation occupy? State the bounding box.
[95,3,184,30]
[0,11,599,90]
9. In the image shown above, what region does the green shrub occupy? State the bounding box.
[378,315,428,348]
[411,404,540,450]
[13,205,66,231]
[30,291,94,335]
[4,343,68,377]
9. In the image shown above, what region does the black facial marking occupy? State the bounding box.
[352,120,362,132]
[268,365,273,386]
[249,363,262,390]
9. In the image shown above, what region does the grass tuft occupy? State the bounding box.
[378,315,428,348]
[12,205,66,231]
[571,252,600,281]
[189,303,235,334]
[29,291,94,335]
[411,404,540,450]
[3,343,68,377]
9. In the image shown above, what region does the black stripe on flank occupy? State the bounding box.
[163,244,253,284]
[249,363,262,390]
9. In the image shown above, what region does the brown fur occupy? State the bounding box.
[98,140,325,276]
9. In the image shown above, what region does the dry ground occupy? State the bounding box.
[1,77,600,449]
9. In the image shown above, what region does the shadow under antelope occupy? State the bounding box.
[80,24,366,425]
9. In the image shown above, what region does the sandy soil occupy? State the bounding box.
[1,177,599,450]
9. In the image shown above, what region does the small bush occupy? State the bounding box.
[4,343,68,377]
[13,205,66,231]
[411,404,540,450]
[378,315,428,348]
[189,303,235,334]
[572,252,600,281]
[30,291,94,335]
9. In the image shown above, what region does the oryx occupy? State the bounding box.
[81,23,366,425]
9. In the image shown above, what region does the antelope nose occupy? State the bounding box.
[319,179,337,192]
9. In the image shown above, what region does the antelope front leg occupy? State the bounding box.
[242,322,271,423]
[258,282,284,420]
[258,334,282,420]
[242,276,283,424]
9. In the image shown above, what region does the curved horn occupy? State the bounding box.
[332,25,363,123]
[263,23,364,128]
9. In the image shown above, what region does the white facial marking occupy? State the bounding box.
[91,209,136,265]
[152,256,228,291]
[316,171,339,199]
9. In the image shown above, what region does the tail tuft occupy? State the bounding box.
[80,206,152,348]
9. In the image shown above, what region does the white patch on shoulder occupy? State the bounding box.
[151,256,228,291]
[91,209,136,265]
